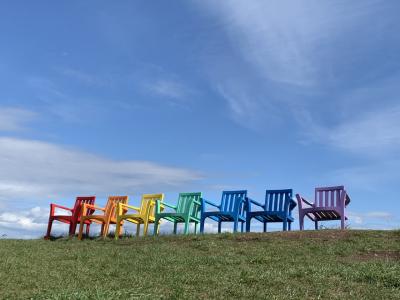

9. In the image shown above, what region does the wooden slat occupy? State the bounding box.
[325,191,329,207]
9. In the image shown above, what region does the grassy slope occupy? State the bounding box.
[0,230,399,299]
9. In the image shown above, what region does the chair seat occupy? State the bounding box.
[248,211,294,222]
[202,211,246,222]
[121,214,156,224]
[51,215,91,224]
[158,213,199,223]
[302,208,345,221]
[84,215,118,224]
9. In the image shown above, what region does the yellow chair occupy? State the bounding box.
[78,195,129,239]
[115,193,164,239]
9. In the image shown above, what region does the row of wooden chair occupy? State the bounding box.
[44,186,351,239]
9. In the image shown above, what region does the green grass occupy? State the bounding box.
[0,230,399,299]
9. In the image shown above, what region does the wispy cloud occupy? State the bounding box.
[325,160,400,191]
[59,67,109,86]
[146,79,187,99]
[347,210,398,229]
[297,70,400,156]
[0,107,36,131]
[0,207,48,232]
[0,137,203,204]
[142,77,194,108]
[26,75,122,122]
[199,0,380,86]
[196,0,396,133]
[217,82,282,130]
[301,105,400,155]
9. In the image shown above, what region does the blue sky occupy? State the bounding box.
[1,1,399,238]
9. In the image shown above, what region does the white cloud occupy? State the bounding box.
[0,206,102,239]
[199,0,377,86]
[147,79,186,99]
[0,107,36,131]
[60,67,107,86]
[0,137,202,203]
[304,105,400,155]
[142,77,194,108]
[347,210,397,229]
[0,207,47,231]
[0,206,56,238]
[217,82,282,130]
[196,0,392,133]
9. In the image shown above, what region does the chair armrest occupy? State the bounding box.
[202,199,220,209]
[156,200,176,213]
[247,197,264,208]
[82,203,105,216]
[117,203,138,216]
[120,203,141,212]
[299,195,314,207]
[289,198,297,210]
[345,194,351,206]
[50,203,73,214]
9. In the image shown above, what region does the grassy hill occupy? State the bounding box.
[0,230,399,299]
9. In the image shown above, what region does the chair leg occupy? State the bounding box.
[69,221,77,237]
[184,220,190,235]
[245,218,251,232]
[86,224,90,236]
[136,224,141,237]
[288,221,292,231]
[200,217,205,233]
[233,219,238,233]
[119,222,124,236]
[45,219,53,239]
[143,221,149,236]
[218,221,222,233]
[154,218,160,236]
[314,221,318,230]
[78,219,85,240]
[115,219,121,240]
[283,220,288,231]
[173,222,178,234]
[102,222,110,238]
[341,215,345,230]
[299,214,304,231]
[194,222,198,234]
[241,221,244,232]
[100,224,105,236]
[263,222,267,232]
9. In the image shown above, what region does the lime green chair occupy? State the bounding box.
[115,193,164,239]
[154,192,202,235]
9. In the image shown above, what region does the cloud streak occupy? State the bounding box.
[0,107,36,132]
[0,137,202,204]
[196,0,398,139]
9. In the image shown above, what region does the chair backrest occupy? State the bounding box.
[105,196,129,219]
[314,186,345,208]
[72,196,96,220]
[140,193,164,217]
[265,189,293,213]
[220,190,247,216]
[176,192,202,218]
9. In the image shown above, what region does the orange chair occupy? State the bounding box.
[78,196,128,239]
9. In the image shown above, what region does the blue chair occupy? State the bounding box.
[246,189,296,232]
[200,190,248,233]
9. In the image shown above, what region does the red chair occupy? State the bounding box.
[45,196,96,238]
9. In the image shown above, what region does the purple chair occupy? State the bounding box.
[296,186,351,230]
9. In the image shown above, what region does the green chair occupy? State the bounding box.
[154,192,202,235]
